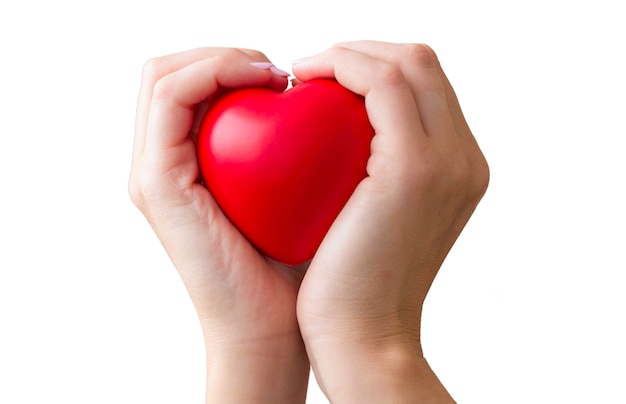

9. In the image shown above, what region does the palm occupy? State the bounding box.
[180,185,305,340]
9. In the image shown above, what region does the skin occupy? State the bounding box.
[294,41,489,403]
[129,41,489,403]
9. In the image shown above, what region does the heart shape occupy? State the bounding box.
[197,79,374,265]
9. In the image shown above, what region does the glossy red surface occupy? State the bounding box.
[197,79,374,265]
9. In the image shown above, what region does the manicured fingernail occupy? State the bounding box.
[270,65,290,77]
[249,62,273,70]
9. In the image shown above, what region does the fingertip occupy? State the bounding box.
[266,74,289,92]
[249,61,291,91]
[290,52,329,82]
[290,47,374,96]
[290,78,303,87]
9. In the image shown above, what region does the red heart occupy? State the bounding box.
[197,79,374,265]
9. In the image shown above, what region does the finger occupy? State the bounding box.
[292,46,429,160]
[438,67,474,139]
[145,56,279,155]
[187,63,291,137]
[330,41,456,141]
[133,48,279,161]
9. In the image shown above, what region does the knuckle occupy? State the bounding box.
[376,62,406,87]
[474,156,491,196]
[403,43,438,67]
[208,52,245,72]
[219,48,265,64]
[221,47,245,60]
[151,72,177,102]
[128,176,146,209]
[128,163,161,211]
[141,56,167,86]
[128,173,163,212]
[449,152,491,201]
[331,41,349,49]
[241,48,268,61]
[326,45,349,58]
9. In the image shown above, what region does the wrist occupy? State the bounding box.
[307,338,454,403]
[204,338,310,403]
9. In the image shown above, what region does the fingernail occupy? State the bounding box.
[249,62,273,70]
[270,65,290,77]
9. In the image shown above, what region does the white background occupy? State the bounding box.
[1,1,624,403]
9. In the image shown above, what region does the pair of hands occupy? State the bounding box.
[129,41,489,403]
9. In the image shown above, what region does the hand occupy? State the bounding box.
[129,48,309,403]
[293,41,489,402]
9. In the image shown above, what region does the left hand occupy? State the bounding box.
[129,47,309,403]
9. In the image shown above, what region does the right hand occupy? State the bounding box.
[293,41,489,402]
